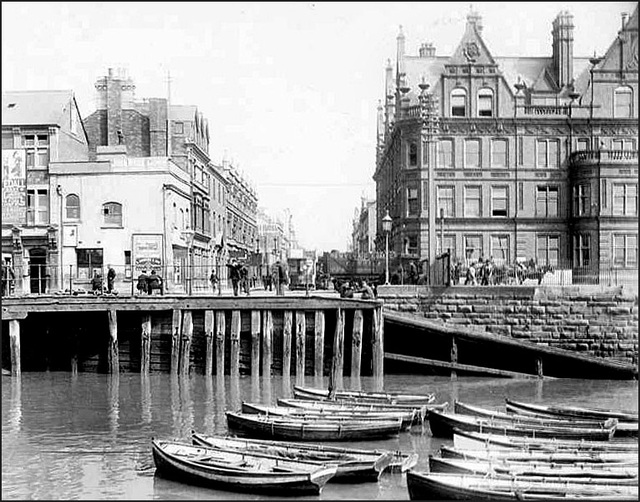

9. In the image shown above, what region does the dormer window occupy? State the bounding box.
[614,86,633,118]
[451,88,467,117]
[478,88,493,117]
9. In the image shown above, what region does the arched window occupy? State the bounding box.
[478,88,494,117]
[102,202,122,226]
[180,208,185,230]
[408,142,418,166]
[65,194,80,219]
[451,88,467,117]
[614,86,633,118]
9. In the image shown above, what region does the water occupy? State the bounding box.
[2,373,638,500]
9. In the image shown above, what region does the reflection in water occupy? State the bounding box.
[281,373,291,399]
[228,375,240,412]
[371,375,384,392]
[2,374,637,500]
[107,374,120,436]
[8,378,21,434]
[141,375,152,425]
[214,375,226,435]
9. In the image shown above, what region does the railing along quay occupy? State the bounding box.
[1,295,384,380]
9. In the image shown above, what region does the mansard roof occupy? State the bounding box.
[2,90,75,127]
[595,5,638,73]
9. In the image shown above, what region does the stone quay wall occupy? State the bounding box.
[378,285,638,365]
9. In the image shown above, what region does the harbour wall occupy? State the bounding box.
[378,285,638,366]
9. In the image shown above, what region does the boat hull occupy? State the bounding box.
[151,440,336,496]
[406,471,638,501]
[226,411,403,441]
[191,433,391,482]
[427,409,615,440]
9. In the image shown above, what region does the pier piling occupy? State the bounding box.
[107,309,119,374]
[204,310,214,375]
[282,311,292,376]
[9,320,21,377]
[141,314,151,374]
[215,311,225,378]
[230,310,240,378]
[314,311,324,378]
[250,311,261,377]
[295,310,306,381]
[351,309,363,378]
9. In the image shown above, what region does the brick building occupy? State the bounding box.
[1,90,89,294]
[374,7,638,285]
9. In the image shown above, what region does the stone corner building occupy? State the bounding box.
[373,7,638,286]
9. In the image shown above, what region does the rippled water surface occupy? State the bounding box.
[2,373,638,499]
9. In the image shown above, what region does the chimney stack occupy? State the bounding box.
[552,10,574,89]
[419,42,436,58]
[621,12,628,30]
[467,8,483,33]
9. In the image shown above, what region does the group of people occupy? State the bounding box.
[335,278,376,300]
[136,269,163,295]
[90,265,118,294]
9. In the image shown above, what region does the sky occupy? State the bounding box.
[2,2,635,251]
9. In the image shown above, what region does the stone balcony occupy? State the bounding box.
[570,149,638,166]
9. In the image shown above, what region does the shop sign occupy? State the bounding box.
[132,234,163,273]
[2,149,26,224]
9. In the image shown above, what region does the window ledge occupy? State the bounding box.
[100,226,124,229]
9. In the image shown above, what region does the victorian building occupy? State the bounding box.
[373,7,638,284]
[351,197,377,258]
[2,90,89,294]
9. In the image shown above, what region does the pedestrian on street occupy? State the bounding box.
[91,271,103,294]
[275,261,287,296]
[227,259,240,296]
[136,270,148,295]
[148,269,162,295]
[340,280,354,299]
[107,265,116,293]
[465,262,476,285]
[360,279,375,300]
[209,269,218,293]
[240,262,250,296]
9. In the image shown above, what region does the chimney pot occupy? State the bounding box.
[621,12,628,29]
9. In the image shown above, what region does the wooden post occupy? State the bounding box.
[295,311,306,380]
[351,309,363,378]
[314,310,325,377]
[250,311,261,377]
[230,310,241,378]
[9,320,21,377]
[450,336,458,380]
[282,311,293,377]
[179,310,193,376]
[262,310,273,377]
[215,311,226,377]
[107,309,119,374]
[170,309,182,374]
[330,308,345,391]
[141,314,151,374]
[536,358,544,379]
[372,306,384,378]
[204,310,214,376]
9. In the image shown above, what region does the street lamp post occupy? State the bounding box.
[382,211,392,285]
[182,229,195,295]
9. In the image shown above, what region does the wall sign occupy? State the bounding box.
[2,149,26,224]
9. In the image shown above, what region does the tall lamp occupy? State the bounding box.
[182,229,195,295]
[382,211,392,285]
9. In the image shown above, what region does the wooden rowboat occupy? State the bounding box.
[452,429,639,453]
[427,409,616,440]
[278,397,444,423]
[505,399,638,422]
[151,439,337,495]
[241,401,415,430]
[505,399,638,437]
[455,401,617,429]
[406,471,639,501]
[440,445,638,464]
[226,411,404,441]
[292,385,435,405]
[191,432,392,482]
[428,455,639,482]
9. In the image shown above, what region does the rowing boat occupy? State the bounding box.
[428,455,638,482]
[292,385,435,405]
[191,432,392,482]
[454,401,617,429]
[226,411,404,441]
[505,399,638,422]
[151,439,337,495]
[452,429,639,453]
[278,397,443,423]
[406,471,639,501]
[241,401,416,430]
[505,399,638,437]
[427,409,616,440]
[440,445,638,464]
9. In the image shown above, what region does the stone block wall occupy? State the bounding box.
[378,285,638,365]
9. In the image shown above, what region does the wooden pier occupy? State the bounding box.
[1,296,384,378]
